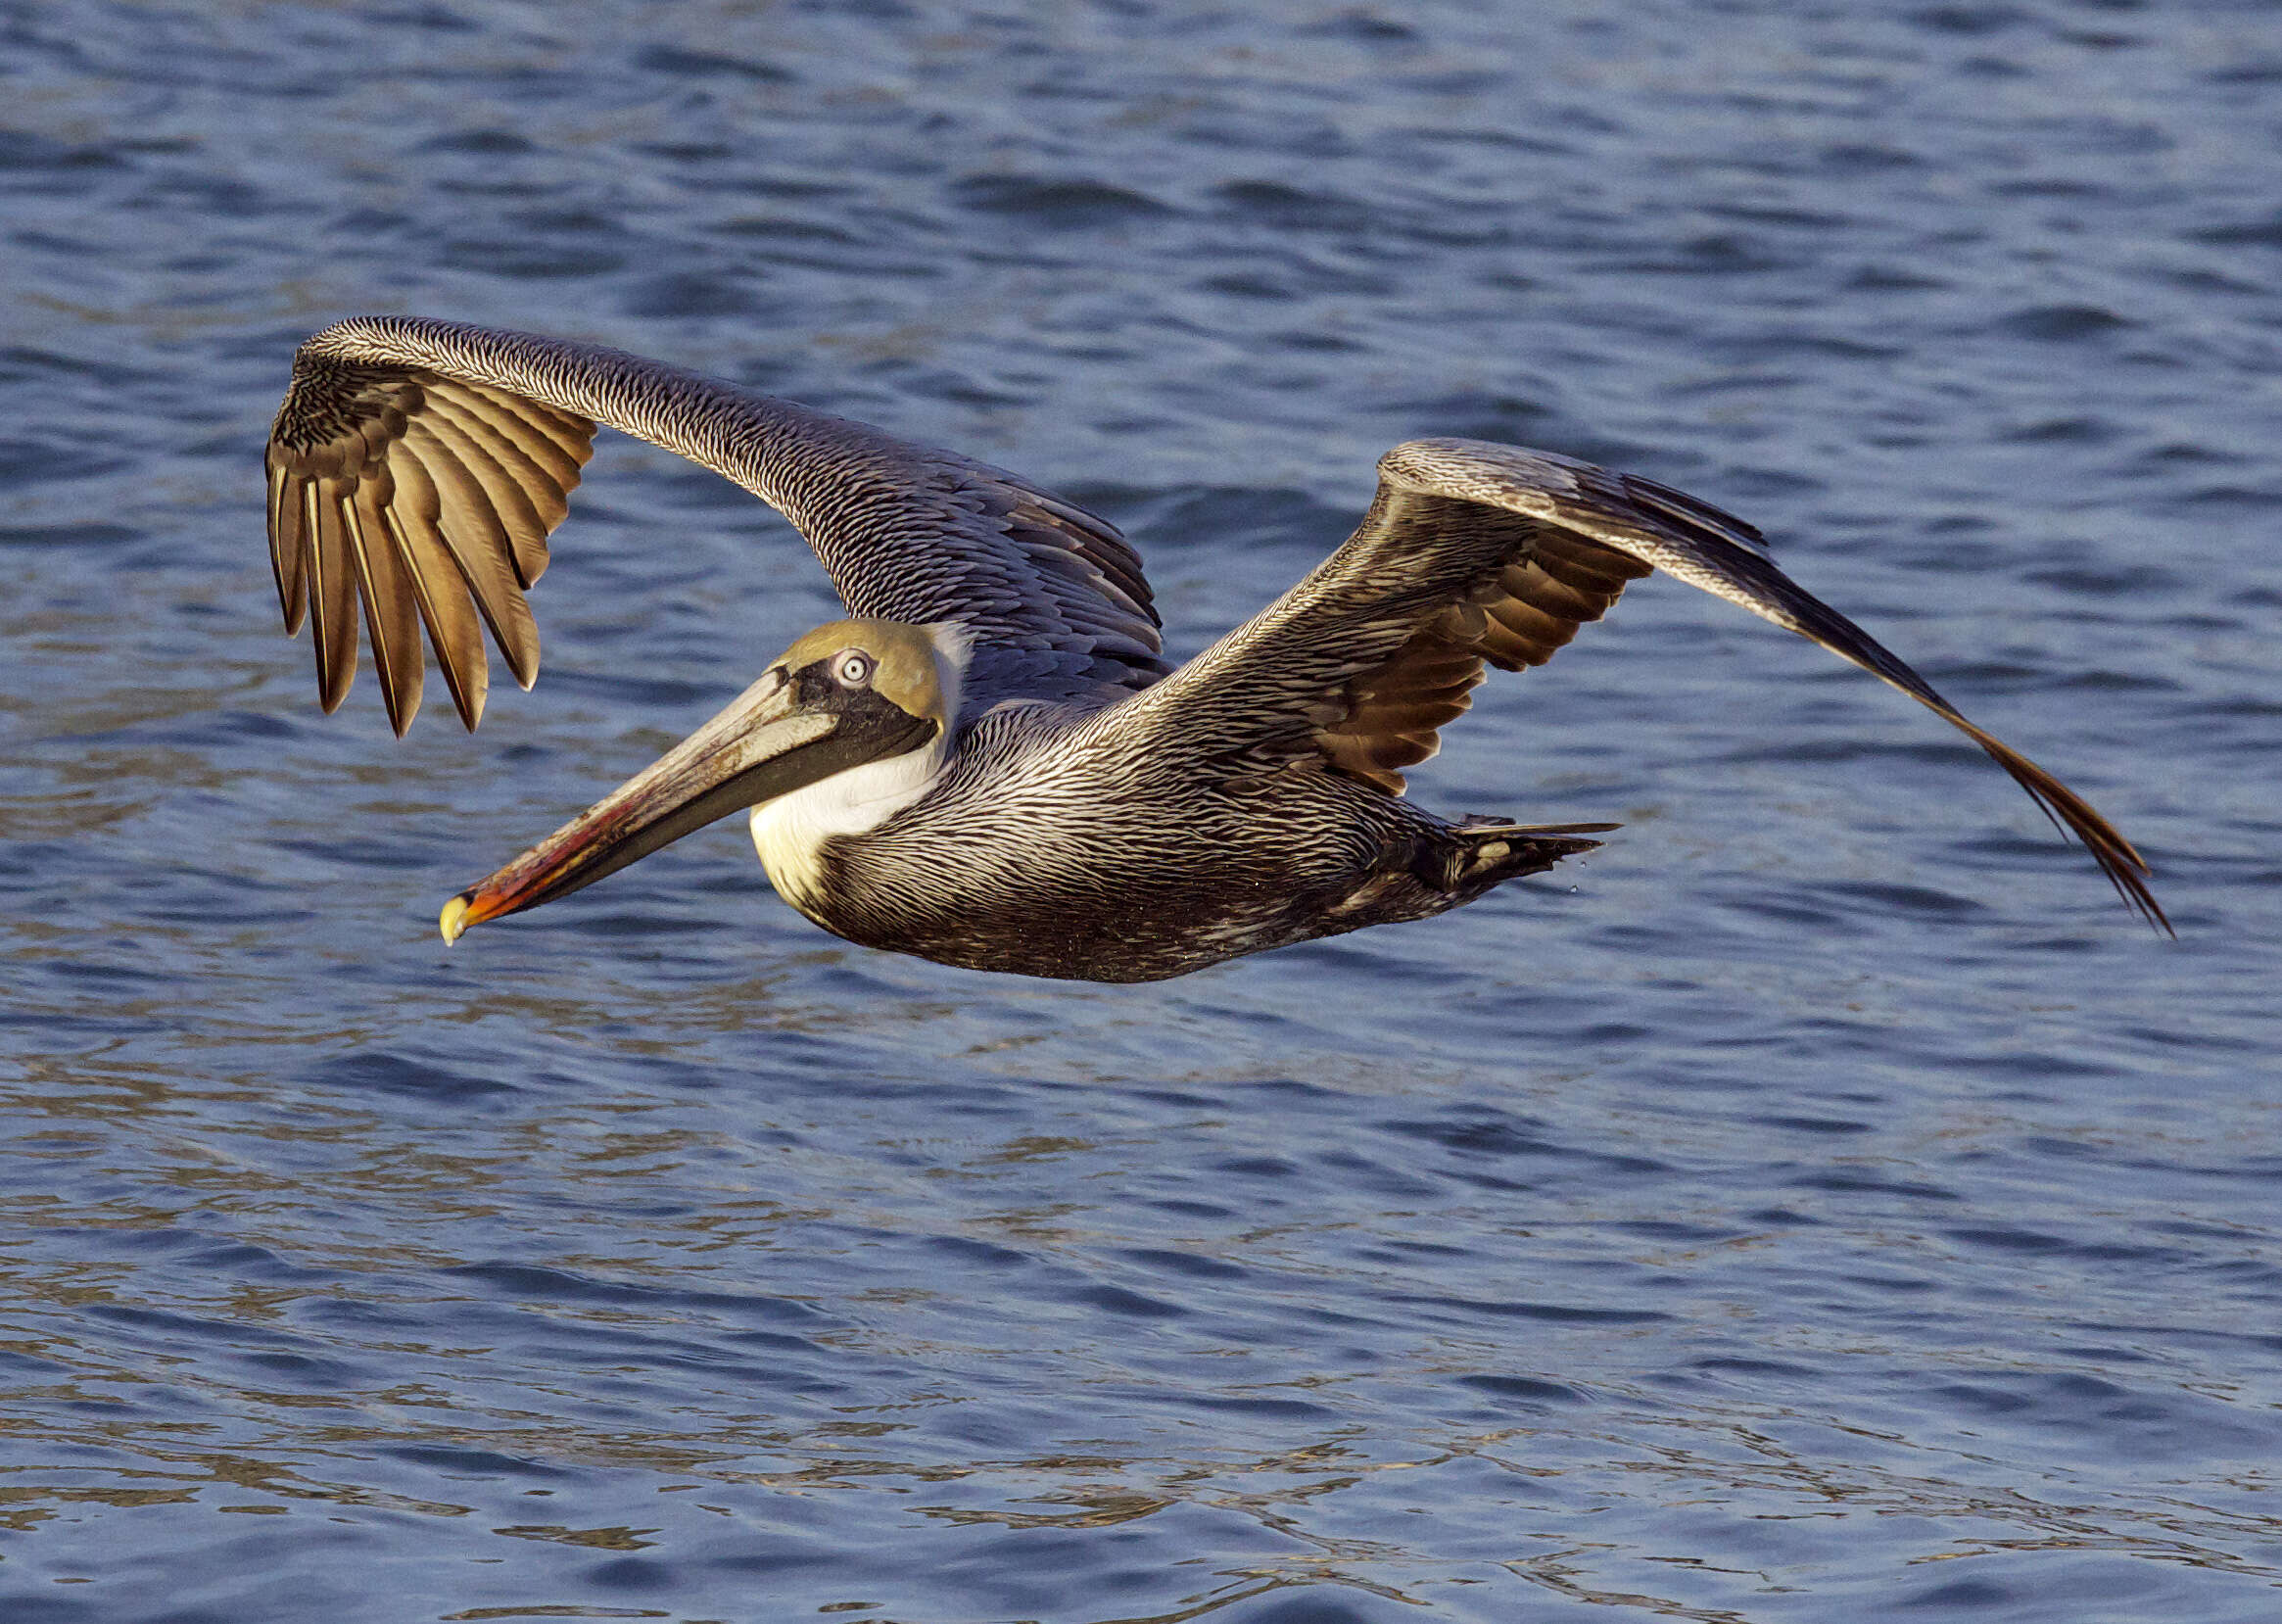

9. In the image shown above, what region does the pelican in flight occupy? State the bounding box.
[264,316,2164,979]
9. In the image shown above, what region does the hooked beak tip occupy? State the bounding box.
[439,891,475,945]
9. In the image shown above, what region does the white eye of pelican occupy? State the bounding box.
[832,650,875,689]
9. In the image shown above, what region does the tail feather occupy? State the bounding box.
[1431,816,1616,890]
[1453,816,1622,837]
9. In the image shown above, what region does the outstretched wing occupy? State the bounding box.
[1112,437,2164,931]
[264,315,1168,735]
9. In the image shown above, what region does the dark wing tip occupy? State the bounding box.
[1373,436,2166,934]
[1939,708,2170,937]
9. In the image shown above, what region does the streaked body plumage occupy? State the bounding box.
[758,698,1579,980]
[264,316,2163,981]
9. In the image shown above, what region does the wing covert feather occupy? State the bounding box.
[1110,436,2163,931]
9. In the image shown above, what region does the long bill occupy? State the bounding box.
[436,668,928,942]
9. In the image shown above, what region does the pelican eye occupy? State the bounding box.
[832,650,876,689]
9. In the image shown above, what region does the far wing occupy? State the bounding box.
[265,316,1169,734]
[1112,437,2164,931]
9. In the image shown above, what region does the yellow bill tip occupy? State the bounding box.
[439,891,474,945]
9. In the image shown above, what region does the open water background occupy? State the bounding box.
[2,2,2279,1619]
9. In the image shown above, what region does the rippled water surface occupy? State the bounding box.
[4,2,2280,1619]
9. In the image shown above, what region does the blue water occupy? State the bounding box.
[3,2,2278,1620]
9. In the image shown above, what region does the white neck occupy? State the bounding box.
[748,745,945,912]
[746,625,965,911]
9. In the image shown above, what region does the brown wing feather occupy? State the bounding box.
[1118,437,2163,933]
[1315,530,1653,791]
[306,477,358,714]
[385,491,489,731]
[344,475,424,735]
[267,362,594,733]
[265,459,305,634]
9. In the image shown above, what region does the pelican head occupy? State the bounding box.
[439,619,961,941]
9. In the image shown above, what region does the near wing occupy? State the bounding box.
[1115,437,2164,931]
[264,315,1168,735]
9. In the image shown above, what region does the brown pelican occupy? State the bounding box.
[264,316,2164,980]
